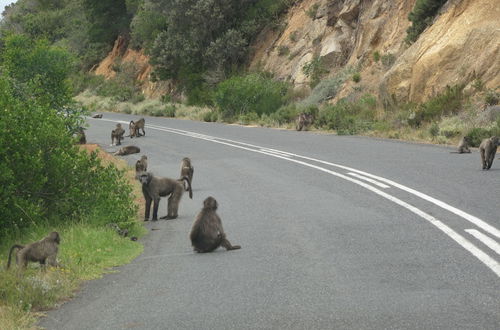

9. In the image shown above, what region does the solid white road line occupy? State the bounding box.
[465,229,500,255]
[92,118,500,276]
[348,172,390,189]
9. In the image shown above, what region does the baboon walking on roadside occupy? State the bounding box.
[114,145,140,156]
[296,113,313,131]
[450,136,471,154]
[136,155,148,172]
[129,118,146,138]
[92,114,103,119]
[479,136,499,170]
[111,123,125,146]
[190,197,241,253]
[7,232,60,270]
[179,157,194,191]
[138,172,192,221]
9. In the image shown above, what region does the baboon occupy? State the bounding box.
[92,114,103,119]
[129,118,146,138]
[190,197,241,253]
[296,113,314,131]
[138,172,192,221]
[7,232,60,270]
[76,127,86,144]
[479,136,499,170]
[114,145,140,156]
[179,157,194,191]
[450,136,471,153]
[136,155,148,172]
[111,123,125,146]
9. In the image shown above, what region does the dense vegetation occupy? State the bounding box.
[0,34,137,239]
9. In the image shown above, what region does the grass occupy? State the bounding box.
[0,145,146,329]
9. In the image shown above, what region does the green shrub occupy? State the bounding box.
[466,127,492,147]
[352,73,361,83]
[485,89,499,106]
[300,66,355,106]
[271,104,300,125]
[373,51,380,62]
[238,112,260,125]
[429,122,439,137]
[381,53,396,68]
[203,111,219,122]
[215,73,289,119]
[302,56,329,88]
[278,45,290,57]
[306,3,319,19]
[289,31,299,42]
[164,104,176,117]
[405,0,447,43]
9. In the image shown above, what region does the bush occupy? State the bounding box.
[485,89,499,106]
[302,56,329,88]
[405,0,447,43]
[203,111,219,122]
[381,53,396,68]
[306,3,319,19]
[300,66,355,106]
[238,112,260,125]
[164,104,176,117]
[278,46,290,57]
[429,122,439,137]
[373,51,380,62]
[352,73,361,83]
[289,31,299,42]
[215,73,289,119]
[467,127,492,147]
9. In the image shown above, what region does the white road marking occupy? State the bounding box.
[465,229,500,255]
[259,148,292,158]
[348,172,391,189]
[91,117,500,276]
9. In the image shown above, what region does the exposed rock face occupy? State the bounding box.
[250,0,499,103]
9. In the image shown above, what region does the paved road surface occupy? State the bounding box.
[40,113,500,329]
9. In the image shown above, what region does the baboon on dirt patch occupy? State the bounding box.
[136,155,148,172]
[129,118,145,138]
[138,172,192,221]
[111,123,125,146]
[479,136,499,170]
[114,145,140,156]
[179,157,194,191]
[7,232,60,270]
[296,113,313,131]
[190,197,241,253]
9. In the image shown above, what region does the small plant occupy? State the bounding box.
[381,53,396,68]
[289,31,299,43]
[429,122,439,137]
[164,104,176,117]
[484,89,499,106]
[302,56,329,88]
[161,94,172,103]
[278,45,290,57]
[471,78,485,91]
[306,3,319,19]
[203,111,218,122]
[373,51,380,62]
[352,73,361,83]
[405,0,447,44]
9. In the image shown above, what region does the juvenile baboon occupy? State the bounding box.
[190,197,241,253]
[129,118,146,138]
[138,172,192,221]
[179,157,194,191]
[76,127,86,144]
[296,113,314,131]
[7,231,60,270]
[136,155,148,172]
[114,145,140,156]
[111,123,125,146]
[107,223,137,241]
[479,136,499,170]
[450,136,471,153]
[92,114,103,119]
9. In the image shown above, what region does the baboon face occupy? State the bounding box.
[49,231,60,244]
[138,172,152,185]
[203,196,218,210]
[492,136,499,145]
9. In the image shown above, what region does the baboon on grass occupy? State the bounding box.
[190,197,241,253]
[479,136,499,170]
[7,232,60,270]
[138,172,192,221]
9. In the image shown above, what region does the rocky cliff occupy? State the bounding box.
[250,0,499,103]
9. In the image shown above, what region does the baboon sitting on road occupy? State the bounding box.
[92,114,103,118]
[479,136,499,170]
[136,155,148,172]
[138,172,192,221]
[190,197,241,253]
[114,145,140,156]
[179,157,194,191]
[129,118,146,138]
[7,232,60,270]
[296,113,313,131]
[111,123,125,146]
[450,136,471,154]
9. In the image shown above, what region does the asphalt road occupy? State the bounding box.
[40,113,500,329]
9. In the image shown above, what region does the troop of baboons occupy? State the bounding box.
[451,135,499,170]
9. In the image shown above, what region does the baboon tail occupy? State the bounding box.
[182,176,193,199]
[7,244,24,269]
